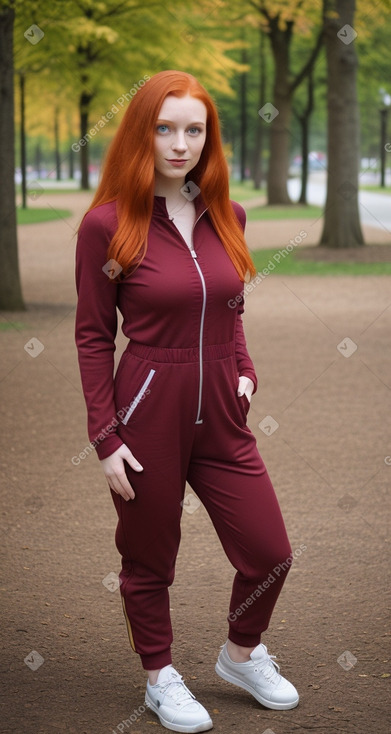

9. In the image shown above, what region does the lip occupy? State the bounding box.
[166,159,189,166]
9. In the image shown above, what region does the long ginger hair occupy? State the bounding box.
[87,70,256,281]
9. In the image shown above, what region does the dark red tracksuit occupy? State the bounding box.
[75,195,292,671]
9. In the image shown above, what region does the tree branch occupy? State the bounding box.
[289,27,324,93]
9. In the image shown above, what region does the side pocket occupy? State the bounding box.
[121,368,156,426]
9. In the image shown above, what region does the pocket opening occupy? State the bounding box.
[121,368,156,425]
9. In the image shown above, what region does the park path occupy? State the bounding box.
[1,192,390,734]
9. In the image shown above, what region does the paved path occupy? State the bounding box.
[1,193,390,734]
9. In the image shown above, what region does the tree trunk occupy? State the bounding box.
[320,0,364,247]
[79,90,92,190]
[253,26,266,189]
[0,6,25,310]
[35,142,41,178]
[54,106,61,180]
[68,115,74,179]
[239,44,247,182]
[297,71,314,204]
[19,72,27,209]
[379,108,388,188]
[267,19,293,204]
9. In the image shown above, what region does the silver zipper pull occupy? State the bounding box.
[190,249,197,259]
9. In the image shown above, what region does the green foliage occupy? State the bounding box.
[246,205,323,221]
[16,207,71,223]
[251,248,391,275]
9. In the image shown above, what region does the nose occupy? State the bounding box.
[172,130,188,153]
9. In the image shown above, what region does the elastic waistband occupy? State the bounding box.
[125,340,235,363]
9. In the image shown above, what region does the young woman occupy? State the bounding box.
[75,70,299,733]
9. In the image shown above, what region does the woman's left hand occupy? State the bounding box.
[237,375,254,403]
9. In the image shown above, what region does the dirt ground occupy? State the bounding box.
[1,192,390,734]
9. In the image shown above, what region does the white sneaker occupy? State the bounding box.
[215,641,299,710]
[145,664,213,733]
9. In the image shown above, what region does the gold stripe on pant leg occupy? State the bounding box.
[121,594,136,652]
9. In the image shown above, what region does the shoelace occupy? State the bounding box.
[252,652,282,685]
[158,675,196,704]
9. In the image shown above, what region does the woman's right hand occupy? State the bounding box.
[100,444,143,501]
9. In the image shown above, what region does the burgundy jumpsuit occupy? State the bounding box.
[75,194,292,671]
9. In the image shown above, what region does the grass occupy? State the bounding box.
[246,205,323,221]
[0,322,26,331]
[359,185,391,194]
[228,180,266,202]
[16,207,72,224]
[251,248,391,276]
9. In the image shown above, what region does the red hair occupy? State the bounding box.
[86,70,255,281]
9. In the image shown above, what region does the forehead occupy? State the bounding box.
[157,93,207,122]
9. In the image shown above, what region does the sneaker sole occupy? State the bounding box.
[144,691,213,733]
[215,660,299,711]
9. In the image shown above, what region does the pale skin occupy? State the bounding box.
[100,94,256,683]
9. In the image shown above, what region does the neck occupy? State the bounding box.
[154,172,186,205]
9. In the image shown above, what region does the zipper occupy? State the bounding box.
[190,210,207,424]
[190,248,206,424]
[121,368,156,425]
[168,207,208,425]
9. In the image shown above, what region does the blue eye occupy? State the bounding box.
[188,127,201,135]
[156,124,169,134]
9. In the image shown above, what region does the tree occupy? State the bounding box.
[293,68,314,204]
[255,1,324,204]
[0,1,24,310]
[320,0,364,247]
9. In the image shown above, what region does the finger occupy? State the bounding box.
[124,451,144,472]
[237,376,245,396]
[109,473,135,501]
[237,375,249,396]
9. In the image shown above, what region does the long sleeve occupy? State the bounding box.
[75,207,124,460]
[235,305,258,394]
[231,201,258,394]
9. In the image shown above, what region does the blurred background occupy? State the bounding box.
[1,3,390,734]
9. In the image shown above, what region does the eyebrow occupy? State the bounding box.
[156,119,206,125]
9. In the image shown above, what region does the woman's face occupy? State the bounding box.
[154,93,207,183]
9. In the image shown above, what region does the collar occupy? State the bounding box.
[153,191,208,220]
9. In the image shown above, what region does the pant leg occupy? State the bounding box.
[187,458,292,647]
[111,353,199,670]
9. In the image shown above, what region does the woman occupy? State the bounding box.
[75,70,299,733]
